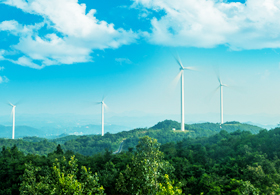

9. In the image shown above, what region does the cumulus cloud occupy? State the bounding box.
[0,20,39,35]
[0,0,138,68]
[133,0,280,50]
[0,20,20,33]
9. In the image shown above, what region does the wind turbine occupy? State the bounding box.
[216,75,228,125]
[9,103,16,139]
[96,97,108,136]
[174,56,196,131]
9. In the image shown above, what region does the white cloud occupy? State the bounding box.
[0,20,20,32]
[9,56,45,69]
[0,0,138,68]
[0,66,4,71]
[0,76,9,83]
[14,34,92,65]
[0,50,5,60]
[115,58,132,65]
[133,0,280,50]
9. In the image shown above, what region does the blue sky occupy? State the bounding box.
[1,0,280,127]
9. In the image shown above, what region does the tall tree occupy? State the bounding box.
[116,136,181,195]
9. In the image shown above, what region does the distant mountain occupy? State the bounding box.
[0,125,44,138]
[0,123,131,139]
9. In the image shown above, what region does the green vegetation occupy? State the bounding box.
[0,138,57,155]
[0,120,263,156]
[20,156,105,195]
[116,136,181,194]
[1,120,279,194]
[0,136,183,195]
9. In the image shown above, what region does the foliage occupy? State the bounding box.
[1,120,279,195]
[116,136,178,195]
[0,120,263,156]
[0,138,57,155]
[20,156,105,195]
[156,174,183,195]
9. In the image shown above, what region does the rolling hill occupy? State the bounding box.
[0,120,263,156]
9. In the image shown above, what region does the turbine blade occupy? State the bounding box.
[173,54,184,69]
[165,70,182,97]
[168,70,183,91]
[203,85,220,103]
[185,66,197,71]
[173,70,183,85]
[14,99,23,106]
[102,95,106,102]
[217,75,221,84]
[214,86,220,92]
[104,103,108,109]
[213,66,221,84]
[7,102,14,107]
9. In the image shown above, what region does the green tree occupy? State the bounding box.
[54,144,64,155]
[116,136,178,195]
[224,179,260,195]
[20,156,104,195]
[156,174,183,195]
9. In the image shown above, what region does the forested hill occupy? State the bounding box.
[158,127,280,194]
[0,120,263,156]
[1,124,280,194]
[151,120,262,134]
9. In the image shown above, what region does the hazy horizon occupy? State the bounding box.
[0,111,279,130]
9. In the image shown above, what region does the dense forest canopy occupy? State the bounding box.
[0,120,263,156]
[1,120,277,194]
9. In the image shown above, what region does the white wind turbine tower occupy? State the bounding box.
[97,97,108,136]
[216,75,228,125]
[9,103,16,139]
[174,56,196,131]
